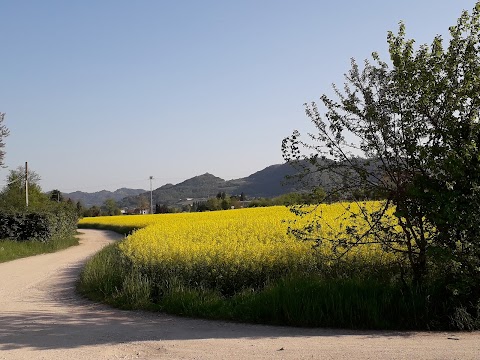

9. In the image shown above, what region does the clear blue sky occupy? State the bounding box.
[0,1,476,192]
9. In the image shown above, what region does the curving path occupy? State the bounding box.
[0,229,478,360]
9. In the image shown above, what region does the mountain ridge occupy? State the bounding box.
[65,162,311,208]
[64,187,147,208]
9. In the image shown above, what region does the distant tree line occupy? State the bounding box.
[77,185,386,217]
[79,198,122,217]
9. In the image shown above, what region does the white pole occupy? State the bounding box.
[149,176,153,214]
[25,161,28,207]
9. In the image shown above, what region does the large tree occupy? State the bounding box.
[0,166,47,209]
[283,3,480,300]
[0,113,9,167]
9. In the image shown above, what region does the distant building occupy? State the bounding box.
[131,208,148,215]
[175,198,208,207]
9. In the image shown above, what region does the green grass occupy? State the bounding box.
[77,242,463,330]
[0,234,79,263]
[76,224,480,330]
[151,276,440,330]
[77,243,131,304]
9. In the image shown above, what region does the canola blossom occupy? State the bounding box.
[79,203,394,293]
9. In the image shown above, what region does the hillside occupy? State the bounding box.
[234,163,300,197]
[65,161,334,209]
[119,173,240,208]
[118,163,310,209]
[64,188,146,208]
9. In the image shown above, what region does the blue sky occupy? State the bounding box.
[0,1,476,192]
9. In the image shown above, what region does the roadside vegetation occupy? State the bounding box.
[0,234,79,263]
[0,164,80,263]
[78,204,475,330]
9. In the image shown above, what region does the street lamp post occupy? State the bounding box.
[149,176,153,214]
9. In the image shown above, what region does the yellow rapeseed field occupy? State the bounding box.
[79,203,395,293]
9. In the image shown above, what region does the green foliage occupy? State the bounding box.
[0,212,51,242]
[226,277,428,329]
[46,202,80,238]
[79,243,478,329]
[49,189,64,202]
[155,203,176,214]
[82,205,101,217]
[193,197,229,212]
[191,190,328,212]
[0,167,78,242]
[101,198,121,216]
[282,2,480,322]
[0,166,48,210]
[0,203,78,242]
[78,244,131,303]
[75,200,84,216]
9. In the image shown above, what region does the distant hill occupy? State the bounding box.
[64,187,146,207]
[234,163,300,197]
[64,161,336,209]
[118,162,310,209]
[118,173,240,208]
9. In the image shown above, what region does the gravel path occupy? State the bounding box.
[0,229,478,360]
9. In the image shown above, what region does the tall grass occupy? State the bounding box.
[78,206,479,330]
[78,242,452,330]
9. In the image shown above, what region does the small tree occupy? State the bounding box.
[0,166,47,209]
[155,203,173,214]
[84,205,101,217]
[76,200,84,216]
[220,198,230,210]
[50,189,64,202]
[282,2,480,301]
[138,195,149,213]
[102,198,121,216]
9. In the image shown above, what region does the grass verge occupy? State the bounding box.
[78,242,462,330]
[0,234,79,263]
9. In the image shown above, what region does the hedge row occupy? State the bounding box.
[0,207,78,242]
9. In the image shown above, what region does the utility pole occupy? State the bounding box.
[25,161,29,207]
[149,176,154,214]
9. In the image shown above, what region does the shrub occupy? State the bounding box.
[0,205,78,242]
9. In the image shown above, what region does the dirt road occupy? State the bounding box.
[0,229,478,359]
